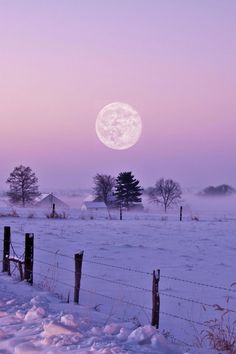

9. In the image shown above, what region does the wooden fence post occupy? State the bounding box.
[180,206,183,221]
[120,205,122,220]
[2,226,11,274]
[52,203,56,218]
[74,251,84,304]
[24,233,34,285]
[151,269,160,328]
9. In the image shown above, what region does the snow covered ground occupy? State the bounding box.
[0,193,235,353]
[0,273,182,354]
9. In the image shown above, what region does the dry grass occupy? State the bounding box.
[46,211,67,219]
[197,307,236,353]
[0,209,19,217]
[202,313,236,353]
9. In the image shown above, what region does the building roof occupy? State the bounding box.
[82,201,107,210]
[35,193,68,208]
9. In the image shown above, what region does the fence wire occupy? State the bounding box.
[34,245,73,260]
[83,272,151,293]
[80,288,152,312]
[34,258,73,274]
[160,311,207,327]
[33,270,74,289]
[161,274,236,293]
[83,258,152,275]
[161,292,236,313]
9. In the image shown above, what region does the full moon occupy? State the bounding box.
[96,102,142,150]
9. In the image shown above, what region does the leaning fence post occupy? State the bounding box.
[74,251,84,304]
[24,233,34,285]
[2,226,11,274]
[151,269,160,328]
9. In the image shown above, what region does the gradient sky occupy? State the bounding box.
[0,0,235,190]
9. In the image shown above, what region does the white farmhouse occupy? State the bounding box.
[81,201,108,218]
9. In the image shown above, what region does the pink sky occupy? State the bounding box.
[0,1,235,190]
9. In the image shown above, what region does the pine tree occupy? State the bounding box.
[6,165,40,206]
[114,172,142,209]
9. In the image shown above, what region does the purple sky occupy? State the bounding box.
[0,1,235,190]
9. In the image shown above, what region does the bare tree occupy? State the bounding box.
[148,178,182,212]
[6,165,40,206]
[93,174,116,206]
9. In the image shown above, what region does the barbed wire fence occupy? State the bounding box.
[1,225,236,351]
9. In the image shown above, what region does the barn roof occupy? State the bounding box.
[82,201,107,209]
[35,193,68,208]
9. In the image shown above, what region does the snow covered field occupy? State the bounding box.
[0,273,182,354]
[0,194,235,353]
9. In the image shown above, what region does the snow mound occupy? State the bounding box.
[14,342,43,354]
[103,323,122,335]
[42,322,78,337]
[24,306,46,321]
[61,313,78,327]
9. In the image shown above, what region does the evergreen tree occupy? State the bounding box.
[6,165,40,206]
[115,172,142,209]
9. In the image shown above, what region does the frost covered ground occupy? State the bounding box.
[0,193,235,353]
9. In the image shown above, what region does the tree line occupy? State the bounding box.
[4,165,183,211]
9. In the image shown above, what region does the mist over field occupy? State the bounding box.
[1,185,236,217]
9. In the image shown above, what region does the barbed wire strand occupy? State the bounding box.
[34,245,73,260]
[4,239,235,293]
[83,273,151,293]
[81,288,152,311]
[160,311,207,327]
[171,335,195,348]
[84,259,152,276]
[5,265,231,341]
[161,292,236,313]
[10,242,24,261]
[34,258,73,274]
[32,278,208,327]
[32,270,74,289]
[9,240,22,246]
[29,264,236,314]
[81,288,208,327]
[161,274,236,293]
